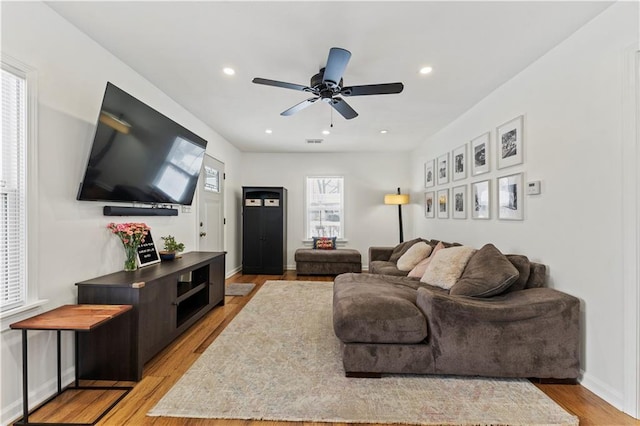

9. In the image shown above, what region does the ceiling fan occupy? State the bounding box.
[252,47,404,120]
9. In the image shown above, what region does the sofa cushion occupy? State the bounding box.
[408,241,444,278]
[450,244,520,297]
[333,276,428,344]
[388,238,426,263]
[420,246,476,290]
[397,242,432,271]
[369,260,408,276]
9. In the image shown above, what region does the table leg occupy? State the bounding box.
[21,329,28,424]
[74,331,79,388]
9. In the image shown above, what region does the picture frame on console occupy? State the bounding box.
[452,145,467,181]
[437,153,449,185]
[498,173,523,220]
[437,188,449,219]
[470,132,490,176]
[472,180,491,219]
[497,115,524,169]
[424,191,435,218]
[424,160,435,188]
[452,185,467,219]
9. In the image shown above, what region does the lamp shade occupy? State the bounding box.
[384,193,410,205]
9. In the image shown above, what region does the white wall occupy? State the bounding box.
[0,2,242,423]
[241,152,411,268]
[409,2,638,414]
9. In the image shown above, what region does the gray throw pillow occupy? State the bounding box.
[450,243,519,297]
[502,254,531,293]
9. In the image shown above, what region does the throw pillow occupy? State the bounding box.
[397,242,433,271]
[408,241,444,278]
[420,246,477,290]
[502,254,531,293]
[388,238,426,263]
[312,236,336,250]
[450,244,520,297]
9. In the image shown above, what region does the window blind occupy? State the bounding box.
[1,67,27,311]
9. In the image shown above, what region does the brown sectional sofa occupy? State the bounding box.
[332,240,581,380]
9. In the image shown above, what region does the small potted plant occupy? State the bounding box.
[159,235,185,261]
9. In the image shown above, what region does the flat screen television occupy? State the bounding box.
[77,82,207,206]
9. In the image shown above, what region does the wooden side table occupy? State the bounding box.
[10,304,133,425]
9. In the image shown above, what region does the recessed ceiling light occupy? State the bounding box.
[419,66,433,75]
[265,129,273,134]
[380,129,388,134]
[223,67,235,76]
[322,130,330,135]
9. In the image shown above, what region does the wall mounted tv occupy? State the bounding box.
[77,82,207,207]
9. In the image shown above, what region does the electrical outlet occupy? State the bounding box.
[181,206,191,213]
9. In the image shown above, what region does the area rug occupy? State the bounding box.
[224,282,255,296]
[148,281,578,426]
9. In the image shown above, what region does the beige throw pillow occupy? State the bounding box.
[397,242,432,271]
[408,241,444,278]
[420,246,477,289]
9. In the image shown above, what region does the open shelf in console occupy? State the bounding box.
[176,264,210,327]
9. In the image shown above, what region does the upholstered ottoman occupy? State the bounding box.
[295,248,362,275]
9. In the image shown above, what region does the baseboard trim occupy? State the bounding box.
[580,370,625,412]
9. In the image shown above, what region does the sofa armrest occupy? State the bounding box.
[415,287,580,379]
[369,246,394,262]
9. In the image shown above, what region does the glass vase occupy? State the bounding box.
[124,245,138,272]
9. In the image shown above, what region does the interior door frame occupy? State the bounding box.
[196,154,225,253]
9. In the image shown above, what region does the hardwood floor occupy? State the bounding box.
[22,271,639,425]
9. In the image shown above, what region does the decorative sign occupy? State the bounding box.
[137,230,160,267]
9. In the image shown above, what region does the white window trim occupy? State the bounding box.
[1,55,44,320]
[303,175,346,241]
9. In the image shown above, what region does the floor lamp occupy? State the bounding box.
[384,188,410,243]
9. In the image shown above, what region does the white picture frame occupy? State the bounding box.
[452,185,467,219]
[471,180,491,219]
[470,132,490,176]
[424,160,435,188]
[498,173,524,220]
[437,153,449,185]
[497,115,524,169]
[452,144,467,181]
[424,191,435,218]
[437,188,449,219]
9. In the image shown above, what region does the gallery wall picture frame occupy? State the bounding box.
[437,153,449,185]
[424,160,435,188]
[470,132,490,176]
[424,191,435,218]
[437,188,449,219]
[471,180,491,219]
[452,144,467,181]
[498,173,524,220]
[452,185,467,219]
[497,115,524,169]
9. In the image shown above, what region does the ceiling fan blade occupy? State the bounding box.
[330,97,358,120]
[281,97,319,116]
[341,82,404,97]
[323,48,351,86]
[252,78,310,92]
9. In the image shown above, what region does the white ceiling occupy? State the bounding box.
[47,1,612,153]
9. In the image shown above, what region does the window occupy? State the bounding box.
[1,58,36,313]
[305,176,344,239]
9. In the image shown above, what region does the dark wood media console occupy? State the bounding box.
[75,251,225,381]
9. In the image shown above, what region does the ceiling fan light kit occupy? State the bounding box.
[252,47,404,120]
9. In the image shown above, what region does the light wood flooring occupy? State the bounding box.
[20,272,639,426]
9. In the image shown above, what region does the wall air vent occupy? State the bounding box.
[306,139,323,144]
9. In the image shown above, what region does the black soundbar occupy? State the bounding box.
[103,206,179,216]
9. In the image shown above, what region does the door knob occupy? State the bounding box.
[199,232,207,237]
